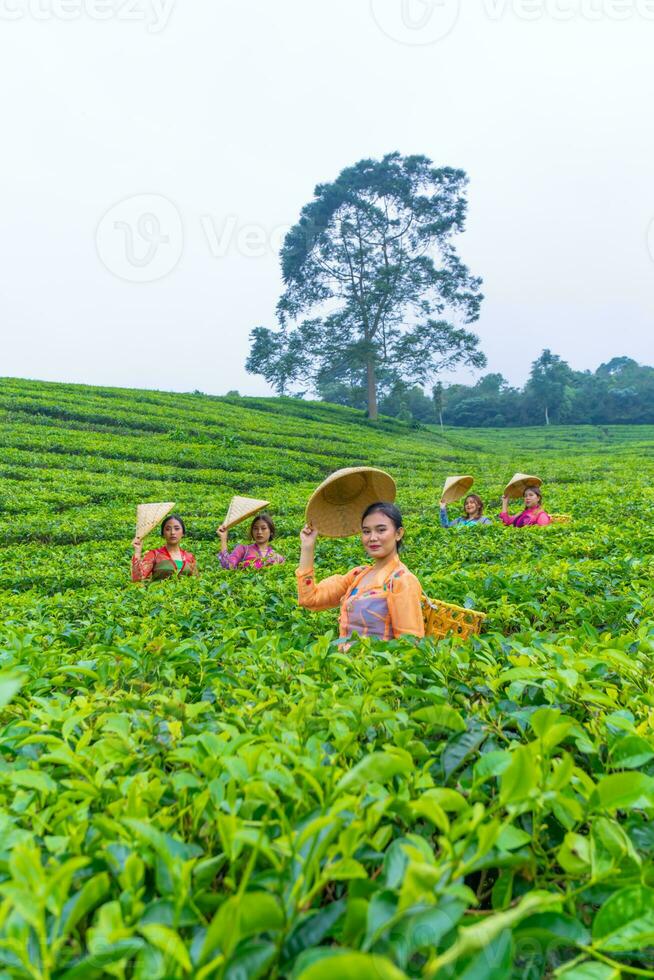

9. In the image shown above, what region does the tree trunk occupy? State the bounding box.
[366,356,378,420]
[439,410,444,433]
[545,405,550,425]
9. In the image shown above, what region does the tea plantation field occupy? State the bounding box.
[1,375,654,979]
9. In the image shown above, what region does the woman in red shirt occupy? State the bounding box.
[132,514,198,581]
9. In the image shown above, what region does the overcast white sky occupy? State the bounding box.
[1,0,653,397]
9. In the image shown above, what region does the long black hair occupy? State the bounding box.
[161,513,186,536]
[361,501,405,551]
[250,512,276,541]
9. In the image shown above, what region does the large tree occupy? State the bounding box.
[246,152,485,419]
[525,349,575,425]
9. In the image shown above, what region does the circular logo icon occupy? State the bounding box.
[370,0,460,45]
[96,193,183,283]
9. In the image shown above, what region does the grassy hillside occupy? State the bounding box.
[1,376,652,632]
[1,376,654,978]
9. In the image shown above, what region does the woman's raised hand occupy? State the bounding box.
[501,495,509,509]
[300,523,318,546]
[132,535,142,556]
[217,524,229,545]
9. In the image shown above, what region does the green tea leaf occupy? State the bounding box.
[58,940,146,979]
[555,962,619,979]
[592,885,654,951]
[60,872,111,937]
[201,892,284,962]
[496,825,531,851]
[296,949,408,979]
[592,772,654,810]
[426,892,559,974]
[139,924,192,972]
[516,911,590,945]
[336,750,413,792]
[412,705,466,732]
[608,735,654,769]
[283,900,346,961]
[0,670,26,708]
[443,928,512,979]
[591,816,641,879]
[388,900,466,969]
[224,939,277,980]
[500,746,538,806]
[8,769,57,793]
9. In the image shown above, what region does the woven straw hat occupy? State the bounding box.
[222,495,270,531]
[504,473,543,500]
[305,467,397,538]
[441,475,474,505]
[135,502,175,539]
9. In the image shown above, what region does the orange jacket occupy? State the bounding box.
[296,554,424,640]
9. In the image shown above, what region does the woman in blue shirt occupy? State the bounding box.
[440,493,492,528]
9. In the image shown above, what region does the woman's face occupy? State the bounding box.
[163,519,184,546]
[252,519,271,545]
[464,496,479,517]
[524,489,540,509]
[361,510,403,559]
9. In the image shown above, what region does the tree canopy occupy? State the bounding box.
[440,354,654,427]
[312,352,653,427]
[524,349,576,425]
[246,152,485,419]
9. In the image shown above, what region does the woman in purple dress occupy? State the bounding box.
[217,512,285,570]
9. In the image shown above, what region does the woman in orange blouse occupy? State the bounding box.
[297,502,424,642]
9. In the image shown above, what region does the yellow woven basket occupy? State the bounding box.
[422,595,487,640]
[549,514,572,525]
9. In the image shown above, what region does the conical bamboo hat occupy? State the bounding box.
[305,467,397,538]
[441,475,474,505]
[504,472,543,499]
[135,502,175,539]
[222,495,270,530]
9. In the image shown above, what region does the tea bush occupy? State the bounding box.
[0,377,653,978]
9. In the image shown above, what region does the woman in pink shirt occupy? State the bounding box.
[217,512,285,570]
[500,487,551,527]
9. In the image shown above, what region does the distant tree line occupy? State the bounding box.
[315,351,654,426]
